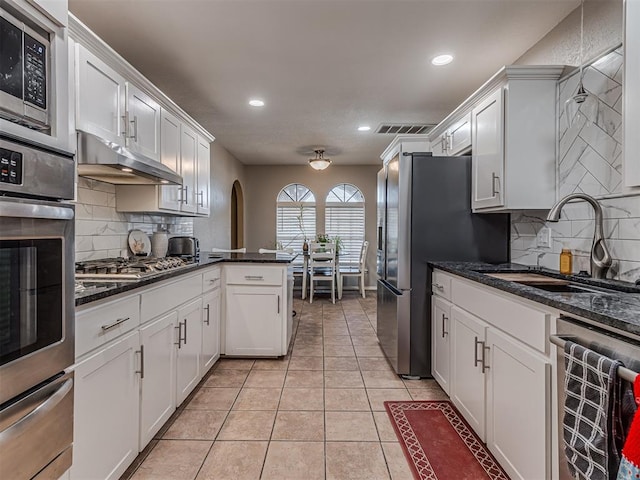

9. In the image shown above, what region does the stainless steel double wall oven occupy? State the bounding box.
[0,136,75,479]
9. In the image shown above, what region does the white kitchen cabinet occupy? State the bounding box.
[125,83,160,161]
[431,296,452,395]
[624,1,640,187]
[472,88,504,210]
[139,311,177,450]
[450,305,488,440]
[179,124,198,214]
[201,288,221,372]
[196,135,211,215]
[225,285,283,356]
[430,135,445,156]
[176,297,203,404]
[76,45,126,145]
[71,331,140,480]
[159,108,182,211]
[429,113,471,157]
[486,327,550,480]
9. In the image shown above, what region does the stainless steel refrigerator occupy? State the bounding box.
[376,152,510,378]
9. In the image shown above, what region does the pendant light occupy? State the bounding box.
[564,0,598,128]
[308,149,332,170]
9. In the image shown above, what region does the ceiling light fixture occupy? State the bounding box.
[308,149,332,171]
[431,54,453,66]
[249,99,265,107]
[358,126,371,131]
[564,0,597,128]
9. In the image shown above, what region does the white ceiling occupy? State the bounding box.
[69,0,580,166]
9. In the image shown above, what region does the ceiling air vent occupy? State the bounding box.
[375,124,435,135]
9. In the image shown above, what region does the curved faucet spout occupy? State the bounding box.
[546,193,612,279]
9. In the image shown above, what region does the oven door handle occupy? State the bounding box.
[0,376,73,440]
[0,202,74,221]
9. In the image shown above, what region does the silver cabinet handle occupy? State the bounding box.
[482,343,490,373]
[130,115,138,142]
[204,304,210,325]
[175,322,183,348]
[244,275,264,281]
[473,336,489,372]
[474,336,482,368]
[433,283,444,291]
[198,191,204,207]
[209,278,219,285]
[101,317,129,332]
[136,345,145,379]
[183,186,189,205]
[277,295,280,314]
[491,172,500,197]
[121,114,128,137]
[441,314,448,338]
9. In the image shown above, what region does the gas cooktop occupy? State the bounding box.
[75,257,192,281]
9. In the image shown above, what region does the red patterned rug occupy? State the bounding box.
[384,401,510,480]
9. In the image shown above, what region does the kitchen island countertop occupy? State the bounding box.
[429,261,640,337]
[76,252,296,306]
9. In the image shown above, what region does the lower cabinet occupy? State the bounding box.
[176,297,203,405]
[201,288,221,372]
[450,306,488,440]
[225,285,283,356]
[431,296,452,394]
[71,332,140,480]
[139,311,177,450]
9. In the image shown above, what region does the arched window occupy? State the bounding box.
[276,184,316,260]
[325,184,365,265]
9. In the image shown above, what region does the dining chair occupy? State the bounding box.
[308,242,337,304]
[338,241,368,299]
[258,248,294,254]
[211,247,247,253]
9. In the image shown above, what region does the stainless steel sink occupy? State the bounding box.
[484,272,619,294]
[526,283,614,294]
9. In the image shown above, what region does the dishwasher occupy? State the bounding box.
[552,315,640,480]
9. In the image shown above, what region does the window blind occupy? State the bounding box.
[276,205,316,264]
[325,203,365,265]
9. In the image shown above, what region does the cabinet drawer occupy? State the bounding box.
[203,267,221,292]
[141,273,203,321]
[432,270,453,300]
[225,265,283,286]
[451,278,550,352]
[76,295,140,358]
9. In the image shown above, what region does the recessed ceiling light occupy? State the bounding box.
[121,167,133,173]
[249,99,265,107]
[432,54,454,66]
[358,126,371,132]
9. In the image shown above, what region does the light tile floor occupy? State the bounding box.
[121,292,448,480]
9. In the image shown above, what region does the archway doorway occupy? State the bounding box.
[231,180,244,249]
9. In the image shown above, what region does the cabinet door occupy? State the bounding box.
[472,88,504,210]
[486,328,550,480]
[159,109,182,211]
[196,136,211,215]
[76,45,126,145]
[450,306,487,440]
[431,296,452,395]
[201,289,221,373]
[71,332,140,480]
[176,298,202,405]
[430,135,445,156]
[125,83,160,161]
[139,311,177,450]
[179,125,198,214]
[448,113,472,155]
[225,285,283,356]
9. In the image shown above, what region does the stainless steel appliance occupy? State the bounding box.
[76,256,190,281]
[0,136,75,479]
[553,316,640,480]
[0,7,50,130]
[376,153,510,377]
[168,236,200,262]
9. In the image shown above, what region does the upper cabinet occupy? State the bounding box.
[69,14,214,216]
[624,1,640,188]
[428,66,563,213]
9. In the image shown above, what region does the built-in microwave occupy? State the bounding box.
[0,7,50,131]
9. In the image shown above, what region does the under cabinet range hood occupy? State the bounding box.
[76,132,182,185]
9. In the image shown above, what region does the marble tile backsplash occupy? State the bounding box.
[510,47,640,283]
[75,178,193,262]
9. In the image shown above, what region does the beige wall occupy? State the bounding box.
[193,142,247,252]
[515,0,622,66]
[244,164,380,287]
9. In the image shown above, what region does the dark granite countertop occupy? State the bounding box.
[429,262,640,337]
[76,252,296,307]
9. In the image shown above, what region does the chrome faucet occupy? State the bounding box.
[546,193,612,279]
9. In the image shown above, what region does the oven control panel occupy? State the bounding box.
[0,148,23,185]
